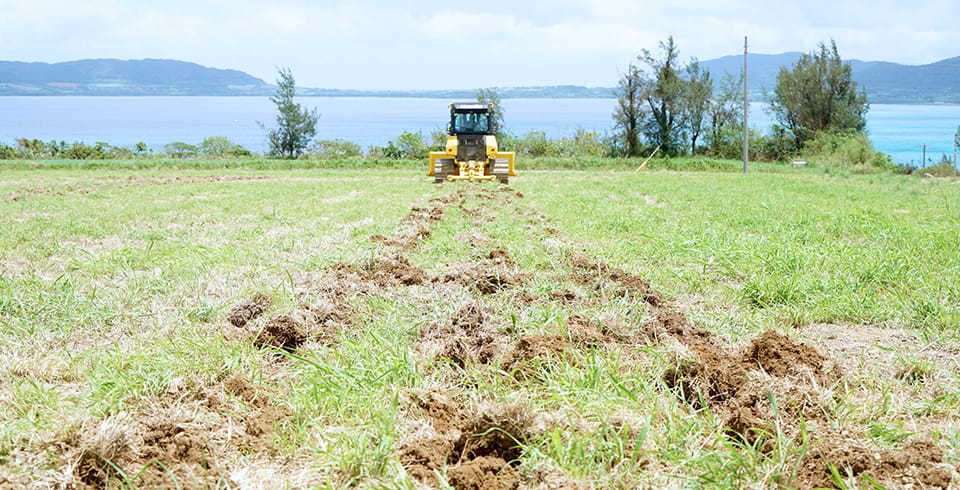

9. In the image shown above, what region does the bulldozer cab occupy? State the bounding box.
[449,103,492,135]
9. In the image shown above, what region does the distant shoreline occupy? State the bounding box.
[4,56,960,103]
[2,94,959,106]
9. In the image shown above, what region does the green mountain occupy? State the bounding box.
[0,59,271,95]
[1,56,958,103]
[700,53,960,103]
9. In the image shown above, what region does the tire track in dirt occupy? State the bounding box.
[5,175,269,201]
[52,184,950,488]
[356,184,953,489]
[386,185,952,489]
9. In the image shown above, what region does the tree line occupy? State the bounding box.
[611,36,892,170]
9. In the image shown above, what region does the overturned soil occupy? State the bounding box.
[399,391,530,490]
[60,374,290,489]
[212,184,958,488]
[5,175,270,201]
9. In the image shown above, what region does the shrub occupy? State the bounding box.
[164,142,199,159]
[200,136,250,158]
[919,155,958,177]
[517,130,556,157]
[383,131,428,159]
[0,144,17,159]
[309,139,363,159]
[555,129,609,157]
[429,128,448,151]
[796,131,895,172]
[63,142,109,159]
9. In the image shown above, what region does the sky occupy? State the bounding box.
[3,0,959,90]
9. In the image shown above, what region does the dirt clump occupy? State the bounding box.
[405,205,445,224]
[648,312,950,489]
[794,436,952,489]
[371,201,448,250]
[746,329,841,385]
[438,260,526,295]
[227,293,271,327]
[252,300,348,350]
[221,375,291,445]
[658,325,841,443]
[419,302,510,368]
[399,394,531,489]
[642,308,714,347]
[254,310,312,350]
[134,416,221,486]
[487,248,514,267]
[367,254,430,287]
[501,335,571,378]
[565,314,624,347]
[570,253,663,306]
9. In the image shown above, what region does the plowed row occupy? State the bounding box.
[39,185,952,489]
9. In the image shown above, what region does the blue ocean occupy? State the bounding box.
[1,96,957,165]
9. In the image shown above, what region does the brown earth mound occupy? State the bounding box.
[399,392,531,490]
[63,374,290,488]
[418,302,510,368]
[437,259,526,295]
[367,254,430,287]
[253,301,345,350]
[649,312,949,488]
[227,293,271,327]
[501,335,571,379]
[571,253,664,306]
[796,436,952,489]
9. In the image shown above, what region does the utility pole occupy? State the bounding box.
[742,36,749,174]
[920,144,928,170]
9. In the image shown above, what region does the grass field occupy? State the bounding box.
[1,163,958,488]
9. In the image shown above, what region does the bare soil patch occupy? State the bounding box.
[648,309,949,488]
[227,293,271,327]
[418,301,511,369]
[5,175,269,201]
[55,374,290,488]
[399,392,533,490]
[571,253,664,306]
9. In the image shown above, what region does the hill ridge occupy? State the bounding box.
[1,55,958,103]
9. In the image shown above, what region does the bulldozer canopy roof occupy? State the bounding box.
[451,103,491,113]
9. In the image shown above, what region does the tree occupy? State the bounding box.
[684,60,713,154]
[638,36,688,156]
[705,72,746,158]
[164,142,198,158]
[613,63,644,156]
[769,40,868,149]
[476,88,505,134]
[261,67,319,158]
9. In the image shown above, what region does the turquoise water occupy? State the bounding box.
[1,96,957,164]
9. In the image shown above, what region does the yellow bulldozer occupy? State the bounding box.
[428,103,516,183]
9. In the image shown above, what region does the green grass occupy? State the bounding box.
[0,163,958,487]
